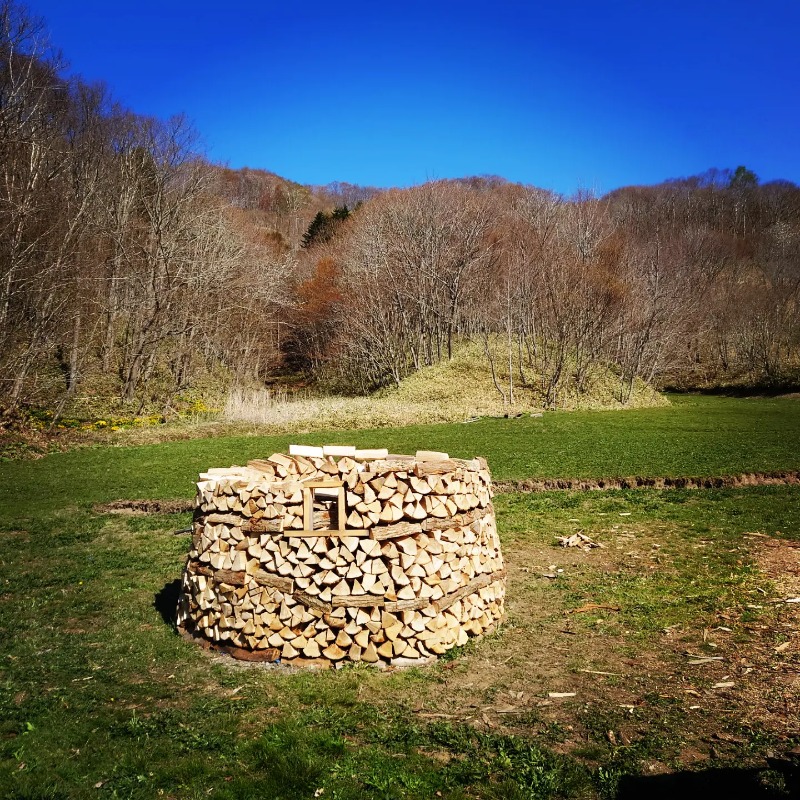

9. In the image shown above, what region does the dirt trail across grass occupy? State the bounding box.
[496,470,800,494]
[94,498,194,514]
[93,470,800,517]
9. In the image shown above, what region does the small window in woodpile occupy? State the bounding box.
[302,479,346,533]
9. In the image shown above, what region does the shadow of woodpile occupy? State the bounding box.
[615,758,800,799]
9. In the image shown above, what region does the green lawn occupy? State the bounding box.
[2,394,799,521]
[1,394,799,798]
[2,483,798,798]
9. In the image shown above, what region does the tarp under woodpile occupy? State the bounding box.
[177,446,505,667]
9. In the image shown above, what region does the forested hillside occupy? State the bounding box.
[1,1,798,421]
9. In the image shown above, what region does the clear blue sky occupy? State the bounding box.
[31,0,800,194]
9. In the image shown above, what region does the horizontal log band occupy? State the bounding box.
[329,593,386,608]
[252,570,294,593]
[384,597,429,612]
[203,512,245,526]
[187,561,505,618]
[420,504,492,532]
[294,590,334,613]
[188,562,295,593]
[189,563,246,587]
[370,521,423,540]
[433,570,505,613]
[210,502,493,537]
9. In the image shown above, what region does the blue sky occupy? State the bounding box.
[32,1,800,194]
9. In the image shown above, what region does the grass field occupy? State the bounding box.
[1,394,799,798]
[2,394,799,521]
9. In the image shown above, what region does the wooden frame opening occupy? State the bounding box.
[301,479,346,535]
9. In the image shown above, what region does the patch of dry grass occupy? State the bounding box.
[223,343,666,432]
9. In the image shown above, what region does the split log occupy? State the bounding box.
[322,643,346,660]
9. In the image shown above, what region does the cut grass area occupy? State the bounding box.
[2,479,800,798]
[1,394,799,521]
[498,485,800,637]
[1,396,799,796]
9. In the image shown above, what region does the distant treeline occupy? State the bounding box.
[1,0,798,416]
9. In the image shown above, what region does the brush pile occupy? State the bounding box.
[177,446,505,667]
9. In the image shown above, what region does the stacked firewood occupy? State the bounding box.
[177,446,505,667]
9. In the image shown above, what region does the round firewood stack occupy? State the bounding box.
[176,446,505,668]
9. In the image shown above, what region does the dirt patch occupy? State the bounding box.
[94,498,193,515]
[680,539,800,741]
[496,471,800,494]
[404,536,656,733]
[756,538,800,598]
[395,527,800,769]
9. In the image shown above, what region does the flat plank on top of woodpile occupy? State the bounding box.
[289,444,324,458]
[354,449,389,460]
[413,458,480,476]
[415,450,449,461]
[322,445,356,457]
